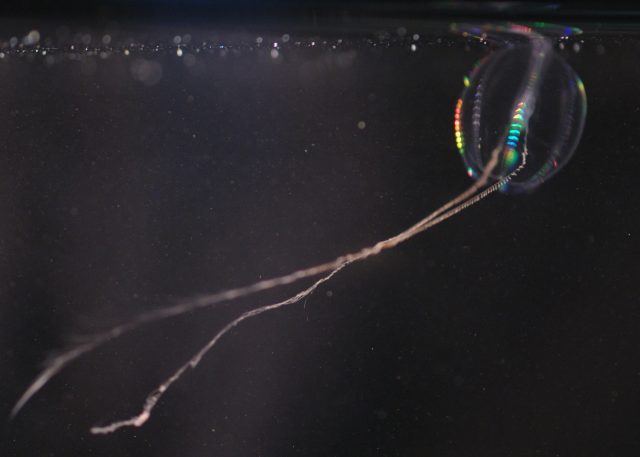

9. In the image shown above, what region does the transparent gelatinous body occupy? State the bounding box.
[454,24,587,192]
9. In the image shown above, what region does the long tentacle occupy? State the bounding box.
[89,146,528,434]
[13,144,524,422]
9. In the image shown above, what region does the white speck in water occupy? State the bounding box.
[123,48,130,56]
[176,47,183,57]
[270,49,279,59]
[273,42,278,48]
[0,52,5,59]
[410,44,417,52]
[412,33,420,41]
[357,121,366,130]
[559,42,565,50]
[573,42,581,52]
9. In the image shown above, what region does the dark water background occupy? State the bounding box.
[0,17,639,457]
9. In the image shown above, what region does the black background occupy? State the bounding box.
[1,14,639,457]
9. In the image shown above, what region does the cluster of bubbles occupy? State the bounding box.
[0,26,592,87]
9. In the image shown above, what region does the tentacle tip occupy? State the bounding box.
[90,411,150,435]
[9,398,28,420]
